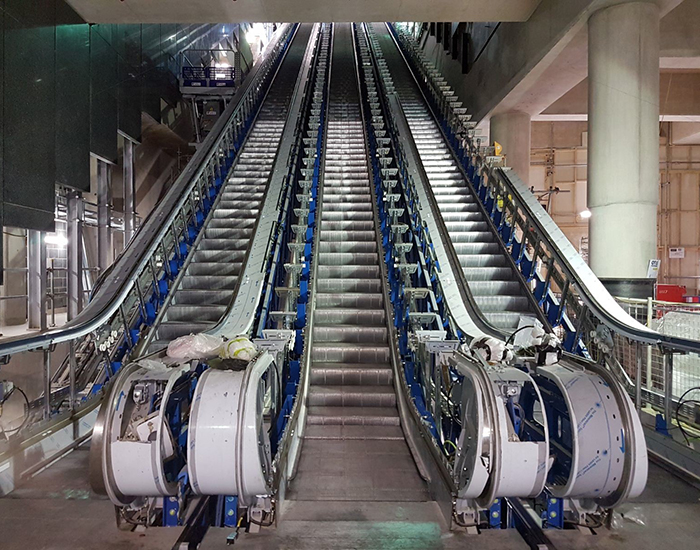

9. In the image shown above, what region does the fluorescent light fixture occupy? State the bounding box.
[45,234,68,246]
[579,209,592,219]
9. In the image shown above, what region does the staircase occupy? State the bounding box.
[289,23,427,503]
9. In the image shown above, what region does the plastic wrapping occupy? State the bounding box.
[470,336,513,364]
[166,333,223,360]
[511,317,545,350]
[219,335,257,362]
[610,505,648,529]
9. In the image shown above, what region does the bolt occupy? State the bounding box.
[169,509,176,516]
[550,511,557,518]
[228,510,235,516]
[227,496,235,502]
[492,511,499,518]
[550,498,557,504]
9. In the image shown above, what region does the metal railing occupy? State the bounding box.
[390,24,700,433]
[0,24,296,439]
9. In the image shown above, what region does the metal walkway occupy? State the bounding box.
[289,23,428,503]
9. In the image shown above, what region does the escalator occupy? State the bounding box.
[290,22,429,503]
[141,24,313,355]
[370,23,538,334]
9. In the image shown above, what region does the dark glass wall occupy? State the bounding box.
[0,0,224,233]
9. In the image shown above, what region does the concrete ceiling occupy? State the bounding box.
[489,0,691,120]
[536,71,700,122]
[65,0,542,24]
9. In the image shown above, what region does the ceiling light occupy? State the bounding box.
[579,210,592,219]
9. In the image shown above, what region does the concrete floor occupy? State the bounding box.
[1,444,699,549]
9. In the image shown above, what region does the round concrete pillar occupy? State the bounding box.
[490,111,531,186]
[587,2,660,279]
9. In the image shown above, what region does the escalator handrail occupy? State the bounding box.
[390,24,700,356]
[0,25,295,358]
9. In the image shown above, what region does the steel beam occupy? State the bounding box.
[97,160,112,272]
[67,192,84,321]
[27,230,47,330]
[123,139,136,245]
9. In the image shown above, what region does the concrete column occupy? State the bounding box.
[97,160,113,273]
[27,231,46,330]
[587,2,660,279]
[123,139,136,246]
[67,192,84,321]
[490,111,531,186]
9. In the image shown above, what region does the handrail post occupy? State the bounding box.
[646,297,654,390]
[663,351,674,428]
[67,191,84,320]
[635,341,642,411]
[27,230,47,331]
[43,348,51,420]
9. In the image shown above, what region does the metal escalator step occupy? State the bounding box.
[309,385,396,407]
[444,221,489,232]
[450,232,496,245]
[316,278,382,293]
[304,424,404,440]
[435,202,479,213]
[156,321,213,341]
[474,295,531,312]
[322,194,372,203]
[179,275,238,290]
[197,238,250,251]
[319,230,376,241]
[214,200,262,210]
[146,340,169,355]
[311,344,390,364]
[319,241,377,253]
[193,250,247,262]
[203,228,253,240]
[310,362,393,385]
[313,325,388,344]
[453,242,501,255]
[314,308,386,325]
[207,218,257,229]
[318,252,379,265]
[306,406,399,426]
[219,191,265,201]
[321,220,375,231]
[317,265,380,278]
[164,304,226,323]
[316,292,383,308]
[322,202,372,212]
[171,289,232,306]
[321,210,373,221]
[459,254,508,268]
[485,312,527,330]
[185,262,241,276]
[462,266,514,281]
[439,211,483,222]
[469,280,524,295]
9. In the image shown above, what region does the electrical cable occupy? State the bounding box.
[247,508,275,528]
[674,386,700,445]
[0,386,30,437]
[443,439,458,456]
[505,325,535,347]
